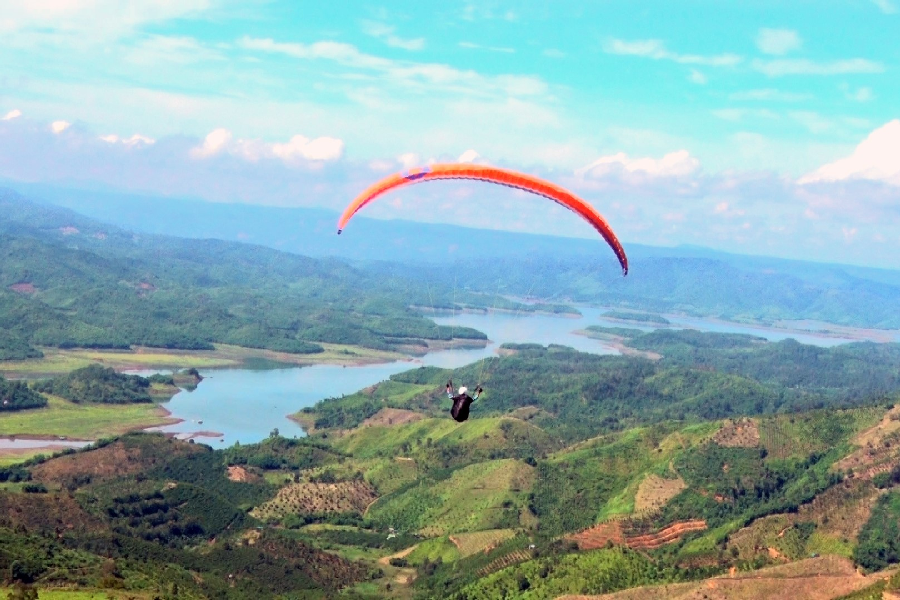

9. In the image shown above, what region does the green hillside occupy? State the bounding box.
[0,191,488,356]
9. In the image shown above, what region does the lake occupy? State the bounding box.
[150,307,875,445]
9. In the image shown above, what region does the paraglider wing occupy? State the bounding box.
[337,163,628,275]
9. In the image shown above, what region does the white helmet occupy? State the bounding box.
[458,386,468,395]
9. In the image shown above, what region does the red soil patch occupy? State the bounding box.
[625,520,708,550]
[9,282,36,294]
[227,465,262,483]
[713,418,760,448]
[568,519,707,551]
[567,521,626,550]
[360,407,426,428]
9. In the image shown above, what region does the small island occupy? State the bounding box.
[601,310,671,325]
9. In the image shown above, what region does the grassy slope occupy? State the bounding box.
[366,458,535,536]
[0,394,175,438]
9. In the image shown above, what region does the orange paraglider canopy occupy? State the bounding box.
[337,163,628,275]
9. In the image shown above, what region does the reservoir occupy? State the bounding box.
[151,306,874,445]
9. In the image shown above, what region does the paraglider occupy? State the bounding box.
[337,163,628,275]
[446,380,482,423]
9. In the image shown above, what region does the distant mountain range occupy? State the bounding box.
[4,181,900,329]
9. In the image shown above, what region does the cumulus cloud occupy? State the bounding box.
[191,128,233,158]
[872,0,897,13]
[50,120,71,133]
[799,120,900,184]
[689,70,707,84]
[397,153,420,170]
[576,150,700,178]
[755,28,802,55]
[100,133,156,146]
[190,128,344,163]
[2,109,22,121]
[457,149,481,163]
[604,39,741,67]
[271,135,344,161]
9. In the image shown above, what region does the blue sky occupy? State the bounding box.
[1,1,899,267]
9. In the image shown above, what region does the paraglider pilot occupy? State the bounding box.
[446,380,482,423]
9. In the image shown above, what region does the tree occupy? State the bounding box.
[6,582,38,600]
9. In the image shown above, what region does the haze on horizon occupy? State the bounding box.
[1,1,899,268]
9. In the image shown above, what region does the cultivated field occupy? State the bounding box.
[712,418,760,448]
[360,407,427,428]
[558,556,882,600]
[251,480,379,519]
[450,528,517,558]
[633,474,687,513]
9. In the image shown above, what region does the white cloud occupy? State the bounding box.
[396,153,421,170]
[0,0,211,42]
[604,39,741,67]
[457,149,480,163]
[191,128,232,158]
[542,49,565,58]
[100,133,156,146]
[2,109,22,121]
[362,21,425,51]
[752,58,884,76]
[238,36,547,98]
[729,89,811,102]
[271,135,344,162]
[576,150,700,178]
[459,41,515,54]
[872,0,897,13]
[50,120,70,133]
[689,70,707,84]
[799,120,900,184]
[125,34,225,65]
[755,28,801,55]
[190,128,344,163]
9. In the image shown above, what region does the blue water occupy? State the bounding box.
[150,307,879,445]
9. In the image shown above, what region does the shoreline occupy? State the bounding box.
[571,329,663,360]
[414,305,581,319]
[0,338,491,380]
[589,307,900,344]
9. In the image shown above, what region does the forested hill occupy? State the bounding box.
[0,189,486,357]
[368,254,900,329]
[17,182,900,329]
